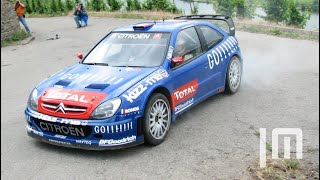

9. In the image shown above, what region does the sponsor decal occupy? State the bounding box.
[94,122,133,134]
[31,112,58,122]
[121,106,139,115]
[39,88,107,119]
[42,88,104,103]
[99,135,136,146]
[54,134,67,139]
[153,33,162,39]
[27,125,44,136]
[167,46,174,60]
[171,79,198,108]
[60,73,124,85]
[39,121,85,137]
[48,139,71,145]
[60,119,88,126]
[112,33,150,39]
[122,70,169,103]
[75,140,92,145]
[175,98,194,114]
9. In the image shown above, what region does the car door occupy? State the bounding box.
[169,27,210,115]
[196,25,225,92]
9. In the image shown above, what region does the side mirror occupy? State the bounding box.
[172,56,184,66]
[77,53,83,60]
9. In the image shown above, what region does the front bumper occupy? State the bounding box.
[25,108,144,150]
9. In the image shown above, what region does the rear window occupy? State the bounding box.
[83,32,170,67]
[199,26,224,49]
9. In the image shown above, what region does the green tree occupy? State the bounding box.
[132,0,141,10]
[66,0,75,11]
[107,0,123,11]
[31,0,37,13]
[50,0,58,13]
[263,0,310,28]
[57,0,65,12]
[213,0,256,18]
[34,0,45,13]
[263,0,290,22]
[25,0,33,14]
[142,0,153,10]
[286,0,310,28]
[91,0,106,11]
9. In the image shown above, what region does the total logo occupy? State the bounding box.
[172,79,198,108]
[121,106,140,115]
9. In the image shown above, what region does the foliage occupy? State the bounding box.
[142,0,180,13]
[57,0,65,12]
[126,0,142,11]
[107,0,123,11]
[263,0,310,28]
[25,0,33,14]
[90,0,107,11]
[213,0,257,18]
[65,0,75,11]
[1,29,31,47]
[191,3,199,15]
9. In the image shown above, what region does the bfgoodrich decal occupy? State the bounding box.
[99,135,136,146]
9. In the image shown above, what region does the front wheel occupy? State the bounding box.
[142,93,171,146]
[225,56,242,94]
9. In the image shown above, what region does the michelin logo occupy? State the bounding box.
[99,136,136,146]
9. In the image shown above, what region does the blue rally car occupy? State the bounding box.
[25,15,243,150]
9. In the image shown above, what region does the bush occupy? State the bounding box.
[263,0,310,28]
[107,0,123,11]
[142,0,153,10]
[90,0,107,11]
[142,0,180,13]
[25,0,33,14]
[126,0,141,11]
[65,0,75,11]
[50,0,58,13]
[57,0,66,12]
[287,1,310,28]
[213,0,257,18]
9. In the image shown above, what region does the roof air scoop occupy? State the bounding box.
[133,23,154,30]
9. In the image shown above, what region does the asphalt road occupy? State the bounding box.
[1,17,319,179]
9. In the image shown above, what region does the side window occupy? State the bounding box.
[199,26,224,49]
[172,27,202,66]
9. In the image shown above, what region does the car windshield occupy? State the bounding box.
[82,32,170,67]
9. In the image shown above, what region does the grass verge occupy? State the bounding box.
[247,156,319,179]
[1,29,31,47]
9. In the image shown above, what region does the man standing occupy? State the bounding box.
[73,3,88,28]
[14,0,31,33]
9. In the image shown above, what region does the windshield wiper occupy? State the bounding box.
[83,62,109,66]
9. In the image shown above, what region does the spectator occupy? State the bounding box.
[14,0,31,33]
[74,3,88,28]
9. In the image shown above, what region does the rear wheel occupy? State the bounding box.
[142,93,171,145]
[226,56,242,94]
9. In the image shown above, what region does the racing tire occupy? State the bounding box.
[225,56,242,94]
[142,93,171,146]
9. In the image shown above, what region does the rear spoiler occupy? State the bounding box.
[173,15,235,36]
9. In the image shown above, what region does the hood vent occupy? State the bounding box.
[85,83,109,90]
[54,80,71,88]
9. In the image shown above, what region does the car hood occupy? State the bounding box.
[37,63,159,100]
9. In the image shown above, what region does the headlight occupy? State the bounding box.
[91,98,121,119]
[28,88,38,111]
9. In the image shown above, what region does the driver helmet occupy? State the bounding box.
[175,39,186,57]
